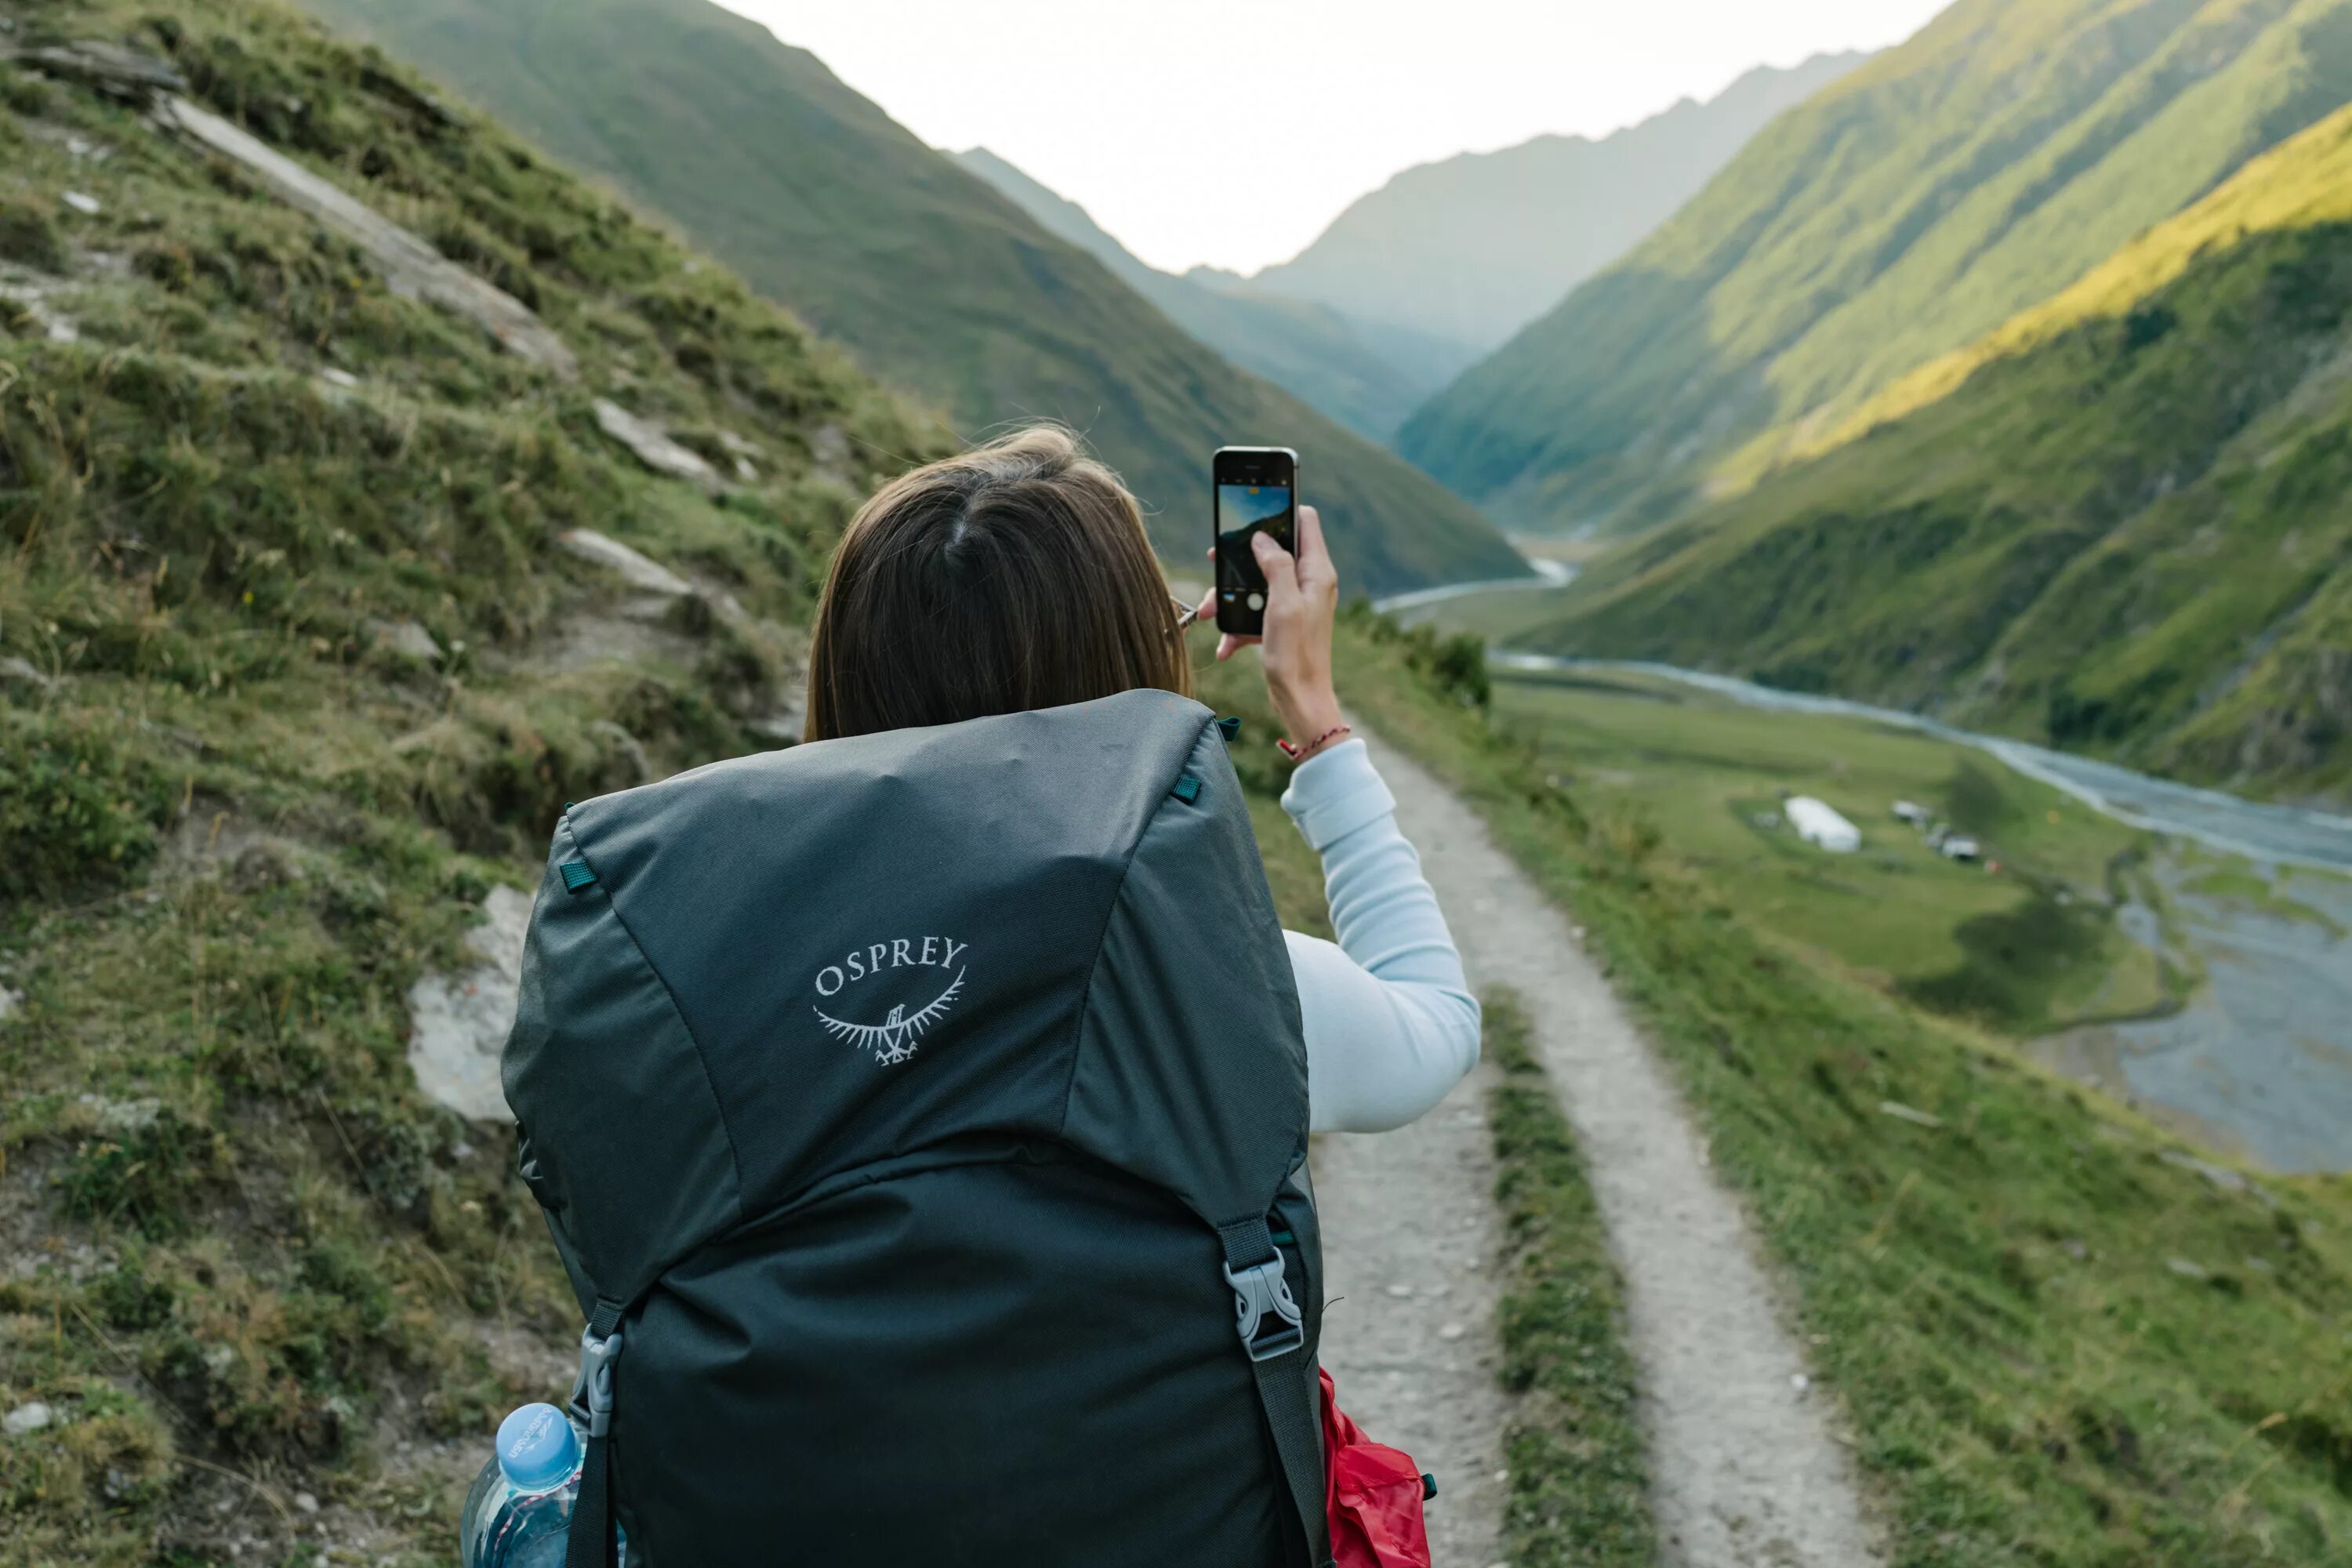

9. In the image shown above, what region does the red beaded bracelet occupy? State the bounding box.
[1278,723,1352,761]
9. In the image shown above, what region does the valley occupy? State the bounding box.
[5,0,2352,1563]
[294,0,1534,599]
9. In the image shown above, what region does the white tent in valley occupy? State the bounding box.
[1786,797,1861,853]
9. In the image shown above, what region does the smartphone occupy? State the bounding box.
[1213,446,1299,637]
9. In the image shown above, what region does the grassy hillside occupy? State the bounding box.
[1402,0,2352,535]
[954,147,1443,444]
[1328,619,2352,1568]
[296,0,1531,597]
[1523,101,2352,804]
[1247,53,1867,358]
[0,0,954,1559]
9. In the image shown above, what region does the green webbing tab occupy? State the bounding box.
[1171,774,1202,804]
[1215,716,1241,744]
[560,860,597,893]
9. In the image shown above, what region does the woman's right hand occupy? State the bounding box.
[1196,505,1346,749]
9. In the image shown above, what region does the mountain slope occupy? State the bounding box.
[1524,100,2352,803]
[1243,53,1867,358]
[1403,0,2352,535]
[955,147,1448,442]
[298,0,1530,595]
[0,1,950,1559]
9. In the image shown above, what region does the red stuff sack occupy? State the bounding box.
[1319,1367,1432,1568]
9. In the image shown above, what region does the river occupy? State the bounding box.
[1486,655,2352,874]
[1462,652,2352,1172]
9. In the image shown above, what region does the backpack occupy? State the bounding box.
[503,690,1332,1567]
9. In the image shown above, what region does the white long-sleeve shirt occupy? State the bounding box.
[1278,739,1480,1133]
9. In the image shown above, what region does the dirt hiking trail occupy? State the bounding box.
[1314,1060,1511,1567]
[1312,727,1882,1567]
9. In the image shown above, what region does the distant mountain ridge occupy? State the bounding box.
[1522,99,2352,804]
[953,146,1457,442]
[300,0,1530,595]
[1242,52,1868,359]
[1401,0,2352,536]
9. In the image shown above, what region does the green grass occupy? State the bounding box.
[1484,989,1656,1568]
[1401,0,2352,537]
[1519,96,2352,804]
[1487,666,2172,1036]
[291,0,1530,598]
[1330,621,2352,1567]
[0,2,943,1559]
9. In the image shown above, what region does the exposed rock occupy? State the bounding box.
[8,40,186,105]
[60,191,100,216]
[590,398,721,488]
[0,270,78,346]
[0,985,20,1022]
[3,1401,53,1436]
[586,719,652,785]
[714,430,761,481]
[810,423,850,467]
[368,617,441,663]
[76,1094,162,1135]
[555,528,695,597]
[1877,1100,1944,1129]
[2165,1256,2209,1281]
[405,885,533,1122]
[150,96,577,376]
[0,655,54,691]
[2158,1148,2275,1207]
[319,367,360,390]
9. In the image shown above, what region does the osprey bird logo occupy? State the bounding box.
[813,967,966,1065]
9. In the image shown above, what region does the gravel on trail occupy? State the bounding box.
[1313,725,1882,1568]
[1312,1058,1510,1568]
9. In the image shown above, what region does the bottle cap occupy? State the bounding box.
[495,1403,580,1494]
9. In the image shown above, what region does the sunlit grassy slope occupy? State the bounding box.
[1401,0,2352,537]
[1523,100,2352,804]
[1329,622,2352,1568]
[296,0,1531,597]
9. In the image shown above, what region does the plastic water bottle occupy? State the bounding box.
[459,1403,626,1567]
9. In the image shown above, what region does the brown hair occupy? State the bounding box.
[804,426,1190,741]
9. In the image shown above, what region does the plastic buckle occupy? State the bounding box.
[1223,1254,1304,1362]
[568,1326,625,1438]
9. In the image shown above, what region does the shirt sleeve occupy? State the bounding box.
[1279,739,1481,1133]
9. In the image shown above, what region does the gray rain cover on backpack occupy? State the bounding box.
[504,690,1330,1566]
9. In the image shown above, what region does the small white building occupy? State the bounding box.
[1893,800,1929,826]
[1940,835,1982,862]
[1786,797,1862,853]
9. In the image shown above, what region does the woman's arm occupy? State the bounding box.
[1282,739,1481,1133]
[1191,506,1479,1132]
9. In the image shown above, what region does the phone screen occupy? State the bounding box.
[1214,477,1295,630]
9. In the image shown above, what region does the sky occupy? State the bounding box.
[718,1,1951,275]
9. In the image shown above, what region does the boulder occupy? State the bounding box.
[405,884,533,1122]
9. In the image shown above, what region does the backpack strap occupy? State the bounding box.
[1218,1218,1335,1568]
[564,1296,626,1568]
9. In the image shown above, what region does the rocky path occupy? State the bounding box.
[1314,726,1882,1568]
[1312,1061,1510,1568]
